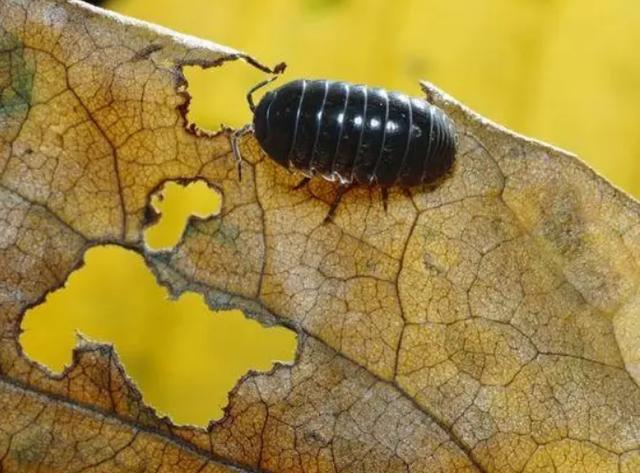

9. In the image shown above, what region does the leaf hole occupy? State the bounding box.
[19,245,298,427]
[143,179,221,252]
[181,61,274,132]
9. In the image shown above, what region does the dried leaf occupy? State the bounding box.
[1,1,639,472]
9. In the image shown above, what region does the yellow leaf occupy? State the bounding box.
[1,1,639,472]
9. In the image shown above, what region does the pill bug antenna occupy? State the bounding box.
[246,75,279,112]
[232,75,281,181]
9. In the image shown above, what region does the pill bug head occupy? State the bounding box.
[252,90,273,151]
[252,88,292,168]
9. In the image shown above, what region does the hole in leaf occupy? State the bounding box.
[183,62,271,131]
[144,179,221,252]
[19,245,297,427]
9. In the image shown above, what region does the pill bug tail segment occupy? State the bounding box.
[230,123,254,181]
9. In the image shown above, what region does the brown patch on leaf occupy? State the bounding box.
[1,0,639,471]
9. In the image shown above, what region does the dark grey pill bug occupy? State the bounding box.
[231,78,458,222]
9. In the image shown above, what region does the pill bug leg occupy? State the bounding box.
[230,123,254,181]
[324,184,352,224]
[293,176,311,190]
[381,187,389,213]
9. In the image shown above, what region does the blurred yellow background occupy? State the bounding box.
[20,0,640,427]
[111,0,640,197]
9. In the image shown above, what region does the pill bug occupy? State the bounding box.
[231,78,458,222]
